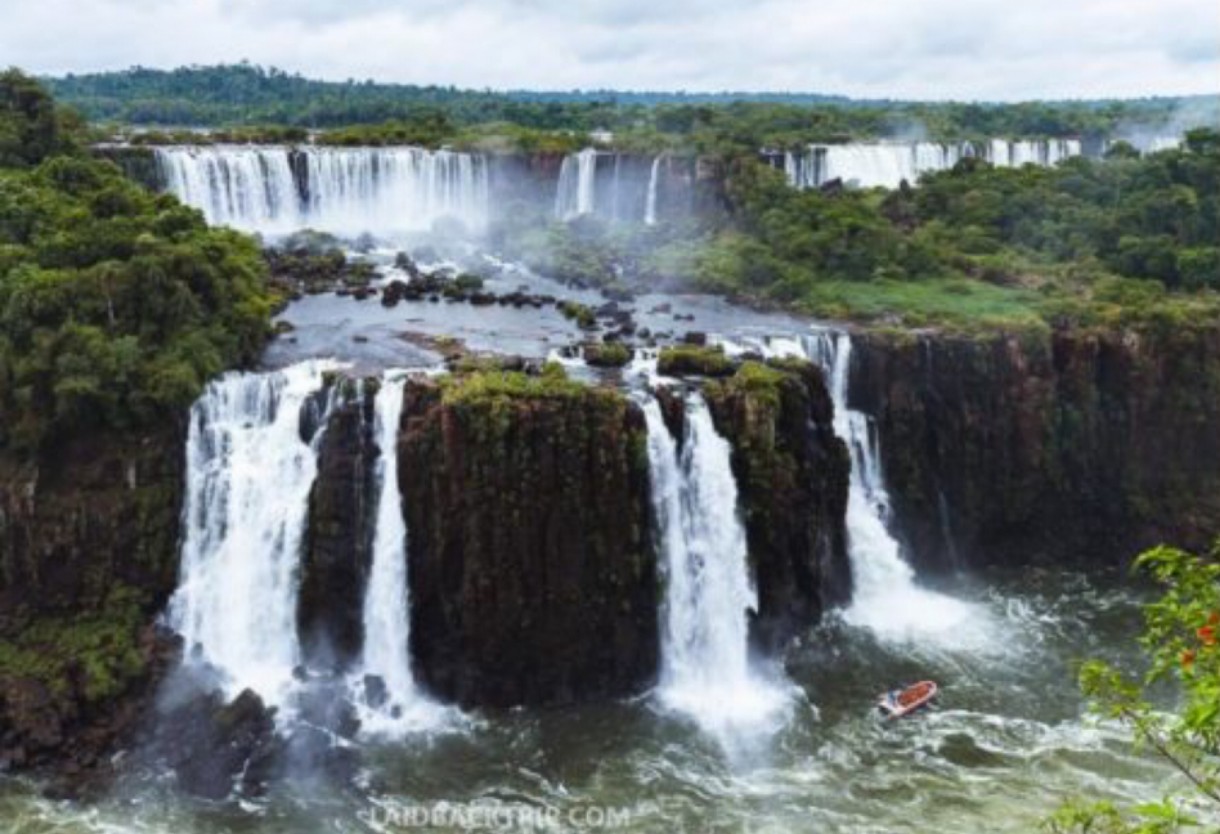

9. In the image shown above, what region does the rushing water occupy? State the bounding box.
[644,156,662,226]
[802,331,981,644]
[0,568,1170,833]
[554,148,600,220]
[167,360,338,706]
[642,394,791,744]
[0,251,1182,831]
[784,139,1083,189]
[352,377,450,737]
[156,146,490,235]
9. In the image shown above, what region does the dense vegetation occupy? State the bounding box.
[49,63,1217,153]
[490,130,1220,332]
[692,129,1220,328]
[0,69,276,451]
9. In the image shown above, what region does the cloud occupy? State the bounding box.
[4,0,1219,100]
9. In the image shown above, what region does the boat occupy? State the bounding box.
[877,680,938,719]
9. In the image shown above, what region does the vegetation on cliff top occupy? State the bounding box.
[439,362,614,406]
[0,69,277,451]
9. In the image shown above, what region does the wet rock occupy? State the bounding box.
[682,331,707,346]
[702,359,851,649]
[381,279,409,307]
[298,383,379,669]
[156,688,278,800]
[362,675,388,710]
[850,327,1220,571]
[400,373,657,707]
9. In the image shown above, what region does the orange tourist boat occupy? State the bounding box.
[877,681,938,719]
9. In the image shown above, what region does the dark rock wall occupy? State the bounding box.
[399,378,658,708]
[297,381,379,669]
[851,326,1220,571]
[0,425,185,769]
[703,361,852,649]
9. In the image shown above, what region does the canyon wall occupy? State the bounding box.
[0,426,185,770]
[851,325,1220,572]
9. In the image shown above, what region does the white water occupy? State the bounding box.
[802,331,983,644]
[168,360,337,705]
[554,147,600,219]
[156,145,489,236]
[644,155,662,225]
[355,378,446,735]
[642,393,789,739]
[785,139,1083,189]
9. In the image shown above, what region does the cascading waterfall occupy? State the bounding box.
[802,331,980,642]
[554,147,600,220]
[642,393,788,737]
[156,145,490,236]
[354,378,445,735]
[784,138,1083,189]
[644,155,662,225]
[167,360,337,705]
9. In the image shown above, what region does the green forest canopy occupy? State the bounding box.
[46,63,1219,151]
[0,69,276,452]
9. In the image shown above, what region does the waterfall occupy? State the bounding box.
[554,147,600,220]
[644,155,662,225]
[157,146,301,232]
[155,145,490,236]
[354,378,444,734]
[642,393,788,738]
[785,138,1083,189]
[802,332,977,641]
[167,360,337,705]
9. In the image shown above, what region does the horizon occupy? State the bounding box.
[40,62,1220,107]
[6,0,1218,102]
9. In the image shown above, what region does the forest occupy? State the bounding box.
[48,63,1217,151]
[0,69,276,451]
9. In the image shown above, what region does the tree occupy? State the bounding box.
[1046,542,1220,833]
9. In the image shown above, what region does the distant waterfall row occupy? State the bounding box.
[781,139,1084,189]
[156,145,490,236]
[554,149,678,224]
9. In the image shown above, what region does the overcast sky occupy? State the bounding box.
[3,0,1218,100]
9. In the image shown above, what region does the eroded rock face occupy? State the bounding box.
[851,326,1220,572]
[702,360,852,650]
[298,380,379,669]
[0,426,185,774]
[399,375,658,707]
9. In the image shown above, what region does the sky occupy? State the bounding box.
[3,0,1218,100]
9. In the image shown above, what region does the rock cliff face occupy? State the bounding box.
[0,426,185,771]
[399,371,658,708]
[851,325,1220,572]
[702,360,852,649]
[298,380,378,669]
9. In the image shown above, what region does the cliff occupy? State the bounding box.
[0,425,185,771]
[851,324,1220,572]
[702,359,852,649]
[297,379,378,669]
[399,368,658,707]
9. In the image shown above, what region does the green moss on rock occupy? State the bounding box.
[657,344,737,377]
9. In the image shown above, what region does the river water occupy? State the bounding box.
[0,248,1175,834]
[0,568,1167,833]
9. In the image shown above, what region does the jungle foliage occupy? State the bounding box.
[0,69,276,451]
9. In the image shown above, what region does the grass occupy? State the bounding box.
[794,277,1046,333]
